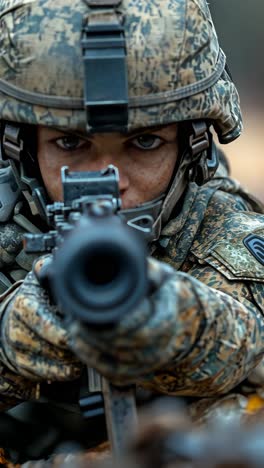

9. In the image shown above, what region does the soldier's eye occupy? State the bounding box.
[54,135,87,151]
[131,134,163,150]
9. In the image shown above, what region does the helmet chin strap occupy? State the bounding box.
[2,123,48,219]
[118,163,188,244]
[120,195,165,243]
[118,149,192,243]
[153,153,191,241]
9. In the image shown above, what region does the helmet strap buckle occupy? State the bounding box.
[2,124,24,161]
[189,121,209,158]
[188,121,219,185]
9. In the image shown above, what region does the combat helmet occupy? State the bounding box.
[0,0,243,238]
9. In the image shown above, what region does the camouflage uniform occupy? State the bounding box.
[0,156,263,423]
[68,158,264,418]
[0,0,262,453]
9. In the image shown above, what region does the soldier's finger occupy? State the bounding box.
[4,313,78,364]
[9,349,82,381]
[147,257,175,291]
[32,254,53,284]
[11,294,69,348]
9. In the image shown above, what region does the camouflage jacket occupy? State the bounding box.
[0,156,264,415]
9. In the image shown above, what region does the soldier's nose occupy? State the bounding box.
[119,172,129,194]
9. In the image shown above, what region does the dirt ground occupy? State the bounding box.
[222,109,264,203]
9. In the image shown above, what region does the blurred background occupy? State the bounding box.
[210,1,264,202]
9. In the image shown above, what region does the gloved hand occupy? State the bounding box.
[67,257,175,384]
[0,256,82,381]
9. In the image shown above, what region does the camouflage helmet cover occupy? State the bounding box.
[0,0,242,143]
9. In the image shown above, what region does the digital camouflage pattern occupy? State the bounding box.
[0,0,241,142]
[0,361,38,407]
[0,0,261,431]
[0,263,82,380]
[0,155,262,422]
[67,161,264,414]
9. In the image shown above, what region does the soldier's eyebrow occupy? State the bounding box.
[83,125,165,139]
[121,126,165,137]
[53,125,167,142]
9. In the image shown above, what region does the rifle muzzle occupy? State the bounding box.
[50,215,148,328]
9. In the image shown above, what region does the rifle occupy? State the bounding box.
[23,164,151,455]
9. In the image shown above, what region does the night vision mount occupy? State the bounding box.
[82,0,129,132]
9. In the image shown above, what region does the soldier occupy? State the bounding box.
[0,0,263,461]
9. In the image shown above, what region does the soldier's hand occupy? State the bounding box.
[67,257,175,381]
[0,256,82,381]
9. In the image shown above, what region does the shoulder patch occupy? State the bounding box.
[209,228,264,281]
[244,234,264,266]
[192,227,264,282]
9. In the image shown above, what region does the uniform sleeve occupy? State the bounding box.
[0,221,37,409]
[0,363,39,411]
[0,282,39,410]
[71,260,264,397]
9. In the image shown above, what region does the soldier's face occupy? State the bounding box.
[37,124,179,209]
